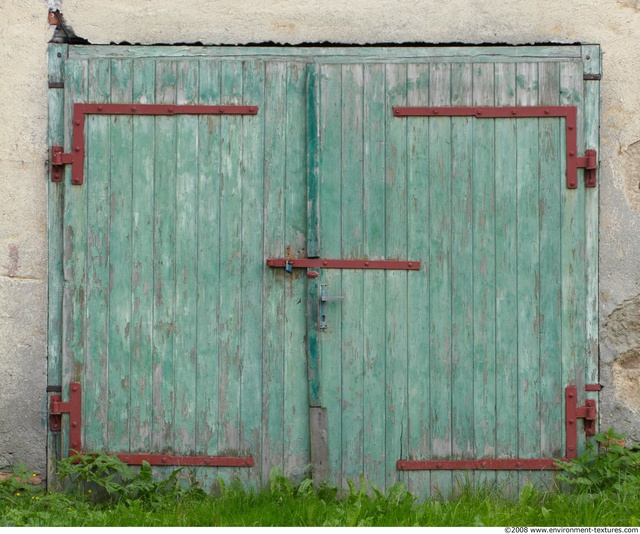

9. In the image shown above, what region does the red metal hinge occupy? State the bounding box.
[393,106,598,189]
[397,384,599,471]
[49,382,254,467]
[51,103,259,185]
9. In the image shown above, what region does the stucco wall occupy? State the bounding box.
[1,0,639,474]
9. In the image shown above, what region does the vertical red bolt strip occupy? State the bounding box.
[565,385,578,460]
[69,382,82,455]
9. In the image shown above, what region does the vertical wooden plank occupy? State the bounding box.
[307,64,320,260]
[84,58,111,452]
[581,45,600,411]
[130,58,156,455]
[47,43,67,480]
[152,60,177,455]
[318,63,343,487]
[560,59,586,454]
[515,64,540,489]
[196,59,222,489]
[340,63,365,487]
[493,62,519,495]
[283,62,310,480]
[239,59,265,484]
[362,63,387,493]
[384,62,408,491]
[174,60,199,455]
[538,62,563,459]
[428,62,453,498]
[261,60,286,482]
[406,62,431,497]
[217,60,243,480]
[108,59,134,453]
[471,62,496,490]
[449,62,474,472]
[62,58,87,459]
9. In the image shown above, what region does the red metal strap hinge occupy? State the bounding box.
[49,382,254,467]
[51,104,259,185]
[393,106,598,189]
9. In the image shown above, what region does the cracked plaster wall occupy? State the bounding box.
[1,0,640,473]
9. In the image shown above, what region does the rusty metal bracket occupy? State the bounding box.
[397,384,598,471]
[51,103,259,185]
[393,106,598,189]
[266,258,421,270]
[49,382,254,467]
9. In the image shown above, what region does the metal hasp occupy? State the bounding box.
[392,106,598,189]
[50,103,259,185]
[319,284,343,329]
[266,258,421,270]
[397,384,599,471]
[49,382,254,467]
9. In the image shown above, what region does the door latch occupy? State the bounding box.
[319,284,343,329]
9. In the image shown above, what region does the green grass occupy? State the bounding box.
[3,431,640,527]
[2,471,640,527]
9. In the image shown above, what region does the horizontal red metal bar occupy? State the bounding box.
[392,105,589,190]
[585,383,602,392]
[115,454,254,467]
[266,258,421,270]
[77,103,259,116]
[393,106,570,118]
[397,458,563,471]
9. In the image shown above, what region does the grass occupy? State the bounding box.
[2,430,640,527]
[2,470,640,527]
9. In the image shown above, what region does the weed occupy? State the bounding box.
[556,428,640,492]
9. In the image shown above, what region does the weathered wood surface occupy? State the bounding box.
[53,47,599,494]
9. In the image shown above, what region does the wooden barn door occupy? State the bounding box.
[49,45,599,494]
[48,47,311,487]
[307,47,600,494]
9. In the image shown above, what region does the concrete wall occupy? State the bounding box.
[1,0,639,474]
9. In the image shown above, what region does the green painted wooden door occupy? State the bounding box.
[308,48,599,494]
[49,45,599,493]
